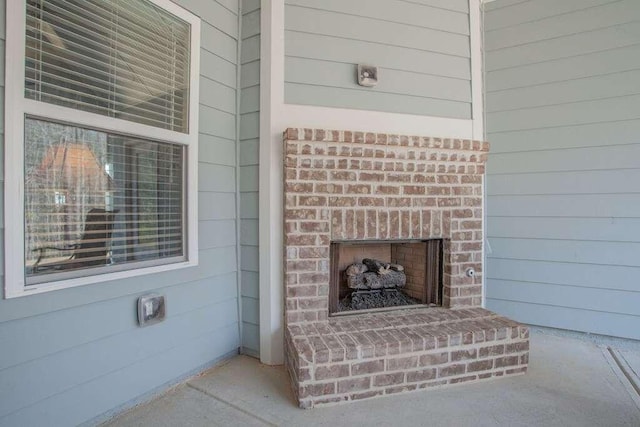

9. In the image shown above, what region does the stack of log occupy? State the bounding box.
[345,258,406,290]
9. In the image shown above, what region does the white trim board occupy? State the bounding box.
[258,0,484,365]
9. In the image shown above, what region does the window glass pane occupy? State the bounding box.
[24,118,185,284]
[25,0,191,133]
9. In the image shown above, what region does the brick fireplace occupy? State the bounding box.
[283,128,529,408]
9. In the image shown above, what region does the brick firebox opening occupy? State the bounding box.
[330,239,443,315]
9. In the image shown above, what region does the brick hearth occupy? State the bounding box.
[286,308,529,408]
[282,128,529,407]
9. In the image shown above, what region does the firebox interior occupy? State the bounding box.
[329,239,443,315]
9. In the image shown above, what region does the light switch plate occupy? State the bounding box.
[137,294,166,327]
[357,64,378,87]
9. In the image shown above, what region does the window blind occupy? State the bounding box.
[24,118,185,284]
[25,0,191,133]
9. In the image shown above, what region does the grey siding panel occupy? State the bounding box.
[241,60,260,88]
[286,31,471,80]
[484,0,618,31]
[286,5,470,56]
[487,44,640,92]
[239,0,260,357]
[285,57,471,103]
[484,0,528,12]
[240,165,258,192]
[198,164,236,192]
[488,279,640,316]
[487,299,640,341]
[199,105,236,139]
[487,119,640,153]
[486,21,640,71]
[242,323,260,358]
[486,69,640,113]
[243,0,259,13]
[0,297,238,419]
[175,0,239,35]
[199,193,237,221]
[489,238,640,267]
[201,22,237,63]
[242,9,260,39]
[200,76,236,113]
[241,271,259,298]
[240,219,258,246]
[488,143,640,174]
[239,138,258,165]
[0,246,236,323]
[240,192,258,219]
[242,296,259,325]
[488,217,640,243]
[488,258,640,293]
[485,0,640,340]
[1,324,239,427]
[241,86,260,114]
[241,246,259,277]
[241,35,260,64]
[201,50,237,88]
[199,134,236,166]
[287,0,470,35]
[0,1,242,426]
[240,111,259,140]
[487,94,640,133]
[485,0,640,51]
[199,220,237,250]
[488,169,640,195]
[217,0,239,13]
[488,194,640,218]
[0,275,236,372]
[402,0,469,13]
[284,0,472,117]
[286,83,471,119]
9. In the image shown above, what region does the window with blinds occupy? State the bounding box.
[25,0,191,133]
[4,0,198,295]
[24,118,185,284]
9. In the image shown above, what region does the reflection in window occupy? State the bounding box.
[25,118,185,284]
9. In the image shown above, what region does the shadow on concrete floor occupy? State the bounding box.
[103,331,640,427]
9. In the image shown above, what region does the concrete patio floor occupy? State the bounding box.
[103,330,640,427]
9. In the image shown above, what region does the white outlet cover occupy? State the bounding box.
[357,64,378,87]
[137,293,166,327]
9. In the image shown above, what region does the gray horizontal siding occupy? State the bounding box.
[485,0,639,52]
[489,194,640,218]
[484,0,622,31]
[285,31,471,80]
[484,0,640,340]
[286,57,471,103]
[283,0,472,118]
[486,20,640,72]
[285,83,471,118]
[0,1,242,425]
[239,0,260,357]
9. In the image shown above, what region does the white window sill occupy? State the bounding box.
[5,260,198,299]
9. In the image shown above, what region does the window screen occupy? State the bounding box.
[24,118,185,284]
[25,0,191,132]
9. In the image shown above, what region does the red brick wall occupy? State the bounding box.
[284,128,489,325]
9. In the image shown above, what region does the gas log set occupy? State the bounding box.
[339,258,421,311]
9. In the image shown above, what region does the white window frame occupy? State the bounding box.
[4,0,201,298]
